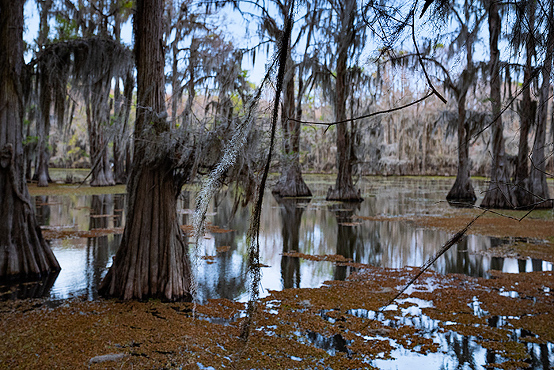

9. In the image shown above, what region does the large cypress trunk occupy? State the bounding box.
[528,1,553,208]
[273,64,312,198]
[0,0,60,279]
[447,93,476,203]
[99,0,192,301]
[326,0,362,202]
[513,3,535,209]
[481,0,515,209]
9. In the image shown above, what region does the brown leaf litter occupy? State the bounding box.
[1,265,552,369]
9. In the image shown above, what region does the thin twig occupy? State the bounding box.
[411,4,447,104]
[288,91,434,126]
[373,210,486,318]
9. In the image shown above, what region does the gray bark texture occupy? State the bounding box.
[0,0,60,279]
[326,0,362,202]
[481,0,516,209]
[528,1,553,208]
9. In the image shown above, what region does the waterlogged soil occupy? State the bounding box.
[0,266,552,369]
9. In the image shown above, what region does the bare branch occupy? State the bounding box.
[288,91,434,126]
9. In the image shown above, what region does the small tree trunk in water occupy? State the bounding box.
[86,82,115,187]
[447,93,476,204]
[481,0,515,209]
[99,0,192,301]
[34,76,53,187]
[513,4,535,208]
[273,62,311,197]
[529,1,553,208]
[326,0,362,202]
[0,0,60,279]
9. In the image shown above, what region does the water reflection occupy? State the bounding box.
[329,203,363,281]
[2,177,553,368]
[4,177,552,303]
[193,189,248,302]
[275,195,310,289]
[0,273,59,300]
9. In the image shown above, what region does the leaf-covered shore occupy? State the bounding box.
[1,242,553,369]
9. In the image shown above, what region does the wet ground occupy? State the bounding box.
[1,175,553,369]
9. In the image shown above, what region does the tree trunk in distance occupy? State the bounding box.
[326,0,362,202]
[34,74,53,187]
[0,0,60,279]
[33,0,53,187]
[112,77,129,185]
[99,0,192,301]
[529,1,553,208]
[481,0,515,209]
[86,79,116,187]
[513,3,535,208]
[273,64,311,198]
[447,93,476,204]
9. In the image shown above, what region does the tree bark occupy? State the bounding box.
[86,77,116,187]
[99,0,193,301]
[447,92,476,204]
[326,0,362,202]
[529,1,553,208]
[273,61,312,197]
[513,2,535,208]
[0,0,60,279]
[481,0,515,209]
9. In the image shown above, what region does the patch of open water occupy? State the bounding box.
[4,176,554,369]
[17,176,552,302]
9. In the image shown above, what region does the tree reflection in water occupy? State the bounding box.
[84,194,120,300]
[192,190,248,302]
[3,176,554,368]
[274,195,310,289]
[328,202,363,281]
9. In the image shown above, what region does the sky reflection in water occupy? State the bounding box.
[11,176,554,369]
[30,176,553,302]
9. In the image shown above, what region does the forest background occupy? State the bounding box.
[20,0,554,188]
[2,0,554,294]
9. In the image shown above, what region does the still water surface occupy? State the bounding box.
[25,176,553,301]
[6,176,554,369]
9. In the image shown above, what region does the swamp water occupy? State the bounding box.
[4,175,554,369]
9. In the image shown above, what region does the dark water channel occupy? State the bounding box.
[4,176,554,369]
